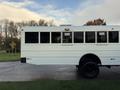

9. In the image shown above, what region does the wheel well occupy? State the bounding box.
[79,54,101,66]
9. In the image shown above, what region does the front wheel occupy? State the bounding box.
[78,62,99,79]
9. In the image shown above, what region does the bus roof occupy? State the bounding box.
[22,25,120,32]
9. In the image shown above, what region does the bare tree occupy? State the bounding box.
[29,20,38,26]
[3,19,9,39]
[0,18,53,52]
[48,19,54,26]
[8,21,18,38]
[38,19,48,26]
[84,18,106,26]
[0,28,3,50]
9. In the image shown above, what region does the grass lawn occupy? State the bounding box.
[0,80,120,90]
[0,53,20,62]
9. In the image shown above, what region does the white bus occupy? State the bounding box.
[21,25,120,78]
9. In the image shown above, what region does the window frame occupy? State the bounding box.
[40,32,50,44]
[51,32,61,44]
[97,31,107,43]
[25,32,39,44]
[74,31,84,43]
[108,31,119,43]
[62,31,73,43]
[85,31,96,43]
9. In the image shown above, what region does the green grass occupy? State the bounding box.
[0,80,120,90]
[0,53,20,62]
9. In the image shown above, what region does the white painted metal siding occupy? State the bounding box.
[21,26,120,65]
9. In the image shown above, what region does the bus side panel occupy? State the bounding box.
[26,57,79,65]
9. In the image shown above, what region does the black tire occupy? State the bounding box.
[79,62,99,79]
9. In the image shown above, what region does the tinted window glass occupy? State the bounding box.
[25,32,38,43]
[40,32,50,43]
[63,32,72,43]
[85,32,95,43]
[74,32,84,43]
[51,32,61,43]
[109,31,119,43]
[97,31,107,43]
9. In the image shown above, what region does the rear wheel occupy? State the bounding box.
[78,62,99,78]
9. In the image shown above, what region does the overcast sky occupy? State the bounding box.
[0,0,120,25]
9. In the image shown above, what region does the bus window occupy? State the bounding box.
[97,31,107,43]
[109,31,119,43]
[74,32,84,43]
[63,32,72,43]
[25,32,39,43]
[51,32,61,43]
[40,32,50,43]
[85,32,95,43]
